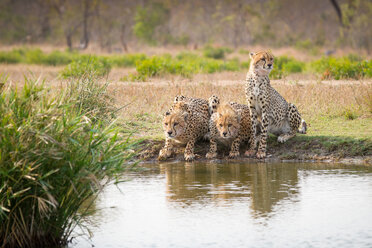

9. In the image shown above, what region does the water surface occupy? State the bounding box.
[71,162,372,248]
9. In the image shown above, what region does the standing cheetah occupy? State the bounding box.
[245,51,307,159]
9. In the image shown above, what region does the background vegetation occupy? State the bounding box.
[0,0,371,53]
[0,47,371,81]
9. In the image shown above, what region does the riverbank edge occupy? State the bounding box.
[134,137,372,166]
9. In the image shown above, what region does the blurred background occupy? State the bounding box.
[0,0,371,54]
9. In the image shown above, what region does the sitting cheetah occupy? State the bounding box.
[206,96,253,159]
[159,101,209,162]
[245,51,307,159]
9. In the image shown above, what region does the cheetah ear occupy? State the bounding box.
[182,112,188,121]
[249,52,255,59]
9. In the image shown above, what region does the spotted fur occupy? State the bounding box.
[245,51,307,159]
[206,96,253,159]
[159,100,209,162]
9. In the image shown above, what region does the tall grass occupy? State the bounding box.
[60,56,112,79]
[0,73,135,248]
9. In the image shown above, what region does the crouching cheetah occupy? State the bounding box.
[159,96,209,161]
[206,95,253,159]
[245,51,307,159]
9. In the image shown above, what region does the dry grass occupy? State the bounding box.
[106,78,372,139]
[2,64,371,140]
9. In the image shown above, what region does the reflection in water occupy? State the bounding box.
[71,163,372,248]
[161,163,300,217]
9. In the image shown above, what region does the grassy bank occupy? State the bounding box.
[0,74,137,247]
[0,47,371,80]
[108,79,372,163]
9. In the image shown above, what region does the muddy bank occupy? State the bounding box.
[136,137,372,166]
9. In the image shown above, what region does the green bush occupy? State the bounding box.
[107,54,147,67]
[0,50,22,63]
[270,56,305,79]
[0,75,135,248]
[203,45,232,59]
[310,57,371,80]
[60,57,111,79]
[42,50,75,66]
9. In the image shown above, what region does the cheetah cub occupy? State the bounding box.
[159,100,209,162]
[245,51,307,159]
[206,96,253,159]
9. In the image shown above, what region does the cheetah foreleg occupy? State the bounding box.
[257,106,269,159]
[158,138,174,160]
[184,138,196,162]
[206,138,218,159]
[229,137,241,158]
[245,106,258,157]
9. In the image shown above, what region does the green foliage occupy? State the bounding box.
[0,75,135,247]
[270,56,305,79]
[107,54,147,67]
[128,53,241,81]
[0,50,22,63]
[133,3,170,44]
[342,108,358,120]
[310,56,372,80]
[203,45,233,59]
[60,57,111,79]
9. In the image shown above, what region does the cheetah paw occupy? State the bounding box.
[206,152,217,159]
[256,151,266,159]
[229,151,240,158]
[244,149,256,157]
[184,153,195,162]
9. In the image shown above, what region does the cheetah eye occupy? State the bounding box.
[174,122,178,126]
[213,106,216,109]
[228,124,232,127]
[261,58,265,61]
[165,123,168,126]
[219,124,223,127]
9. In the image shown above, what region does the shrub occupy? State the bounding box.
[310,57,371,80]
[270,56,305,79]
[0,50,22,63]
[0,75,135,248]
[107,54,147,67]
[203,45,232,59]
[42,50,75,66]
[60,57,111,79]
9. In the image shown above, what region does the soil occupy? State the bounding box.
[135,138,372,166]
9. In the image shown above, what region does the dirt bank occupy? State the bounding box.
[136,136,372,166]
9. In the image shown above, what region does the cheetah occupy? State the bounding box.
[166,95,211,118]
[245,51,307,159]
[206,96,253,159]
[159,100,209,162]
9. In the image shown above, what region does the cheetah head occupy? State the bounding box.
[163,102,188,139]
[249,51,274,76]
[215,103,241,139]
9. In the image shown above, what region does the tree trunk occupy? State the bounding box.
[80,0,90,49]
[329,0,343,26]
[120,24,128,52]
